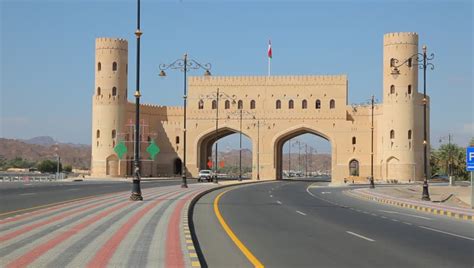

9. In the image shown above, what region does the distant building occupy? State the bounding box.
[91,32,429,183]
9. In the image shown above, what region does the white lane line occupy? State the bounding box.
[66,188,80,191]
[391,219,399,222]
[346,231,375,242]
[321,192,332,194]
[378,210,432,220]
[276,201,282,205]
[403,222,412,225]
[418,226,474,241]
[24,183,33,186]
[270,195,273,198]
[380,216,387,219]
[371,214,378,217]
[20,193,36,196]
[296,210,307,216]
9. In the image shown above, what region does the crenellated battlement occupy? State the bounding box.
[383,32,418,46]
[96,37,128,51]
[189,75,347,86]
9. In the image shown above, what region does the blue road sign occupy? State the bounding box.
[467,147,474,171]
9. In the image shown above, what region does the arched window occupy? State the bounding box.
[112,62,117,71]
[407,58,412,68]
[98,62,101,71]
[250,100,256,109]
[329,99,335,109]
[276,100,281,109]
[349,159,359,176]
[96,129,100,138]
[390,85,395,94]
[112,130,116,139]
[302,99,307,109]
[352,137,356,145]
[97,87,101,95]
[289,100,294,109]
[225,100,230,109]
[408,85,412,95]
[238,100,243,109]
[408,130,412,140]
[390,58,396,67]
[112,87,117,96]
[176,136,180,144]
[315,99,321,109]
[212,100,217,109]
[198,100,204,109]
[390,130,395,139]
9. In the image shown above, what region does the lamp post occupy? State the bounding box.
[159,54,211,188]
[370,95,375,189]
[130,0,143,201]
[391,45,434,201]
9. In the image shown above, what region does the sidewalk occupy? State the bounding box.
[346,184,474,222]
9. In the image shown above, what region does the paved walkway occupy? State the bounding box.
[347,185,474,222]
[0,184,215,268]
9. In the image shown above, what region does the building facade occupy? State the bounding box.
[91,32,429,183]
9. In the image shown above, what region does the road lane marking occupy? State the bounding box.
[270,195,273,198]
[276,201,282,205]
[20,193,36,196]
[214,190,265,268]
[346,231,375,242]
[418,226,474,241]
[378,210,432,220]
[66,188,79,191]
[296,211,306,216]
[321,192,332,194]
[403,222,412,225]
[391,219,399,222]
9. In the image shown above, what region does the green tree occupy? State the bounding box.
[432,143,468,180]
[37,160,62,173]
[63,164,72,173]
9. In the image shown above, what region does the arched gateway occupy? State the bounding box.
[91,32,429,184]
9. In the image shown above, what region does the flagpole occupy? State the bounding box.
[268,57,271,76]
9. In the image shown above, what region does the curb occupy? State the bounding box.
[187,181,267,268]
[345,189,474,222]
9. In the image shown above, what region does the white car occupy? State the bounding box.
[198,170,213,182]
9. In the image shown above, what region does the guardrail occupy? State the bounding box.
[0,172,66,182]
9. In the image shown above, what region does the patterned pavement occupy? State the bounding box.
[0,184,214,268]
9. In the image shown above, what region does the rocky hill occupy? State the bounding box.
[0,138,91,169]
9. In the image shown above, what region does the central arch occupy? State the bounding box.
[272,126,333,180]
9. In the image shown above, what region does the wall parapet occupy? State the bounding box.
[189,75,347,86]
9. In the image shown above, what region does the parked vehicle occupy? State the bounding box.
[198,169,213,182]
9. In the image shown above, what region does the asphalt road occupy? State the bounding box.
[0,179,195,218]
[194,181,474,268]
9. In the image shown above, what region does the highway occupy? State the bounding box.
[193,181,474,268]
[0,179,193,218]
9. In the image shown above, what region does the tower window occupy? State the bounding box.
[96,129,100,138]
[97,87,101,95]
[238,100,243,109]
[112,62,117,71]
[316,99,321,109]
[390,130,395,139]
[250,100,256,109]
[225,100,230,109]
[390,85,395,94]
[302,99,307,109]
[330,99,335,109]
[352,137,356,145]
[349,159,359,176]
[408,130,412,140]
[408,85,412,95]
[390,58,396,67]
[212,100,217,109]
[98,62,101,71]
[112,87,117,96]
[276,100,281,109]
[289,100,294,109]
[176,136,180,144]
[198,100,204,109]
[112,129,116,139]
[407,58,412,68]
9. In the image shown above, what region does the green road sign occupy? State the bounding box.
[114,141,127,159]
[147,140,160,160]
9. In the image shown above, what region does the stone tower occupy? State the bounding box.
[91,38,128,177]
[382,32,425,181]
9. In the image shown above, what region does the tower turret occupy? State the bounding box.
[91,38,128,177]
[381,32,423,181]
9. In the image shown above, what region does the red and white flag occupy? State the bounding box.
[268,40,272,59]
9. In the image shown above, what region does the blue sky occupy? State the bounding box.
[1,0,472,152]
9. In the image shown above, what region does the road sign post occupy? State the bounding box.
[466,147,474,208]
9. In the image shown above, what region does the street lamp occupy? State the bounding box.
[369,95,375,189]
[130,0,143,201]
[391,45,434,201]
[199,89,236,183]
[159,54,211,188]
